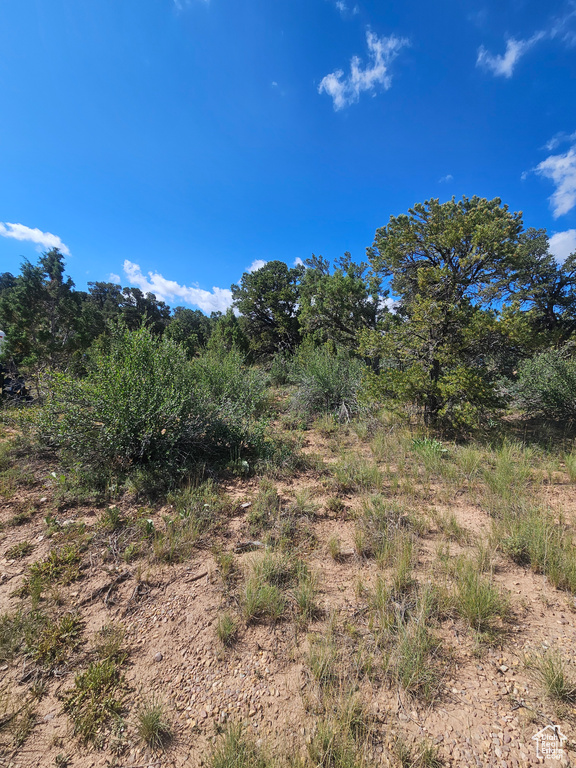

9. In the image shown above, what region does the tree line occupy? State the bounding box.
[1,195,576,429]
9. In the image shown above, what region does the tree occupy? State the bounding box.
[510,228,576,342]
[165,307,212,357]
[0,250,81,376]
[299,253,386,351]
[364,196,524,427]
[231,261,304,358]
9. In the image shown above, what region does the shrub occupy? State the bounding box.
[40,327,268,490]
[515,348,576,421]
[291,347,365,421]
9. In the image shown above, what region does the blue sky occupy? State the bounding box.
[0,0,575,313]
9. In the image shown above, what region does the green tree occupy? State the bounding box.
[165,307,212,357]
[364,196,524,427]
[299,253,385,350]
[0,250,81,377]
[231,261,303,358]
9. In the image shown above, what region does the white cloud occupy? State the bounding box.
[294,257,304,267]
[439,174,454,183]
[476,33,544,78]
[533,145,576,217]
[122,260,233,313]
[109,273,121,284]
[0,222,70,256]
[334,1,359,16]
[318,30,409,110]
[544,131,576,151]
[173,0,208,10]
[247,259,267,273]
[549,229,576,263]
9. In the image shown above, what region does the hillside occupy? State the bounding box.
[2,406,576,768]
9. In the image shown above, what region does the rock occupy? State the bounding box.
[154,652,163,662]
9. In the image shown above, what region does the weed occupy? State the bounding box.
[0,610,44,662]
[565,451,576,482]
[393,620,441,703]
[93,623,126,662]
[527,650,576,702]
[307,718,362,768]
[431,511,469,544]
[354,496,411,561]
[98,506,125,532]
[333,455,382,493]
[326,496,345,515]
[214,548,237,589]
[453,558,508,635]
[328,536,343,561]
[22,545,82,603]
[308,635,338,688]
[216,612,239,646]
[211,723,271,768]
[498,506,576,592]
[315,413,340,436]
[136,695,172,750]
[34,613,84,665]
[10,702,37,747]
[242,579,286,624]
[5,540,34,560]
[63,659,125,743]
[248,479,281,532]
[293,571,320,622]
[289,488,319,517]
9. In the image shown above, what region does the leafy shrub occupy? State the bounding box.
[40,327,268,490]
[515,348,576,421]
[290,347,365,421]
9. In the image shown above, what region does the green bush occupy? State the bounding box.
[515,348,576,421]
[291,347,365,420]
[40,327,268,490]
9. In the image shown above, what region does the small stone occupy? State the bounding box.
[153,652,163,662]
[499,665,508,673]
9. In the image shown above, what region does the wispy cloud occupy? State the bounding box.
[476,33,544,77]
[334,1,359,17]
[247,259,267,273]
[319,30,408,110]
[477,9,576,78]
[173,0,209,11]
[532,143,576,218]
[122,260,233,313]
[544,130,576,151]
[439,174,454,183]
[109,273,121,284]
[294,257,304,267]
[549,229,576,263]
[0,222,70,256]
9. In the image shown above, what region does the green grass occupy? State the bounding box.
[498,506,576,593]
[210,724,273,768]
[216,612,239,646]
[135,696,172,750]
[62,659,125,744]
[34,613,84,664]
[333,455,382,493]
[22,545,83,603]
[0,610,45,663]
[92,623,126,662]
[453,557,509,635]
[308,635,338,688]
[242,579,286,624]
[5,540,34,560]
[527,650,576,702]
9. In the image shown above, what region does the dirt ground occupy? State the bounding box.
[2,422,576,768]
